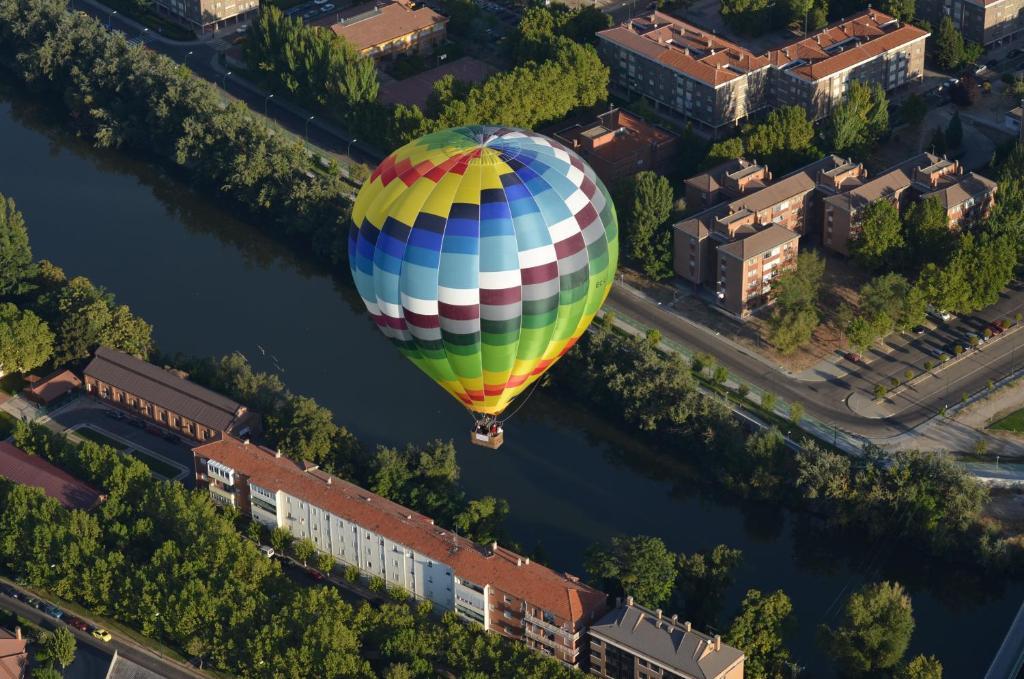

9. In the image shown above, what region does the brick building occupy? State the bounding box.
[316,0,448,61]
[597,10,926,135]
[21,369,81,407]
[684,159,771,211]
[153,0,257,35]
[596,14,771,137]
[674,155,864,316]
[767,10,929,120]
[822,153,998,255]
[193,437,608,667]
[552,108,680,185]
[588,598,745,679]
[83,347,260,443]
[917,0,1024,47]
[0,627,27,679]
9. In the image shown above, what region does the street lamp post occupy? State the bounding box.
[347,137,358,156]
[305,115,315,149]
[264,93,274,118]
[108,9,117,27]
[184,50,194,68]
[221,70,232,89]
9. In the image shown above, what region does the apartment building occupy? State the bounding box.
[193,437,608,667]
[83,347,260,443]
[683,159,771,211]
[153,0,257,34]
[768,10,929,120]
[596,14,771,137]
[597,10,926,134]
[315,0,448,61]
[674,155,863,315]
[917,0,1024,47]
[553,108,680,185]
[588,598,745,679]
[822,153,998,254]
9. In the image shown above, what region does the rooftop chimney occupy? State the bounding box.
[326,477,332,485]
[525,558,530,565]
[714,634,722,651]
[626,596,634,606]
[684,621,692,632]
[14,627,21,640]
[243,438,250,446]
[492,541,498,550]
[274,449,282,458]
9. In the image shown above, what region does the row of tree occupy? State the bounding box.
[0,0,354,264]
[3,421,577,678]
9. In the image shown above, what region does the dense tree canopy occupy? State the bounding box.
[620,171,675,279]
[727,589,795,679]
[820,581,915,675]
[0,195,34,296]
[585,535,678,608]
[851,199,903,272]
[767,252,825,354]
[0,303,53,377]
[829,80,889,153]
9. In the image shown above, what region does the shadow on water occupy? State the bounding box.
[2,81,1022,679]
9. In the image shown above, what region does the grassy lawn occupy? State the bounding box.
[74,426,128,450]
[0,412,16,440]
[127,448,183,479]
[990,408,1024,433]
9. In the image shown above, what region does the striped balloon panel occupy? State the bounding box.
[349,126,618,416]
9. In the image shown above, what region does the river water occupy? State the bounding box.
[2,89,1021,677]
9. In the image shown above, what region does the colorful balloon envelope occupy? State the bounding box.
[349,125,618,422]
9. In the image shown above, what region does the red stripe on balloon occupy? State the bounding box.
[479,287,522,304]
[438,302,480,321]
[521,261,559,284]
[403,309,441,328]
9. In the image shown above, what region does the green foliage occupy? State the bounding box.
[511,5,610,62]
[721,0,776,35]
[726,589,795,679]
[674,545,743,628]
[704,137,745,169]
[934,17,971,71]
[344,565,360,583]
[0,303,53,377]
[0,195,34,296]
[900,94,928,127]
[720,427,789,499]
[904,197,954,272]
[767,252,825,354]
[789,401,804,424]
[743,106,819,172]
[271,526,294,553]
[761,391,777,412]
[39,627,77,670]
[369,576,387,592]
[881,0,914,22]
[852,200,904,271]
[829,80,889,153]
[619,171,674,279]
[292,537,317,566]
[584,535,678,608]
[819,581,915,675]
[896,655,944,679]
[846,274,926,349]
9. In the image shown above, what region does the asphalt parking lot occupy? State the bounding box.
[48,398,196,487]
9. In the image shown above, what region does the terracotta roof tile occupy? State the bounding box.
[193,437,607,624]
[0,441,102,510]
[315,0,447,52]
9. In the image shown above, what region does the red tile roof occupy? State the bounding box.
[22,369,82,405]
[0,442,102,510]
[193,437,607,625]
[315,0,447,52]
[768,10,928,81]
[0,627,27,679]
[598,13,769,87]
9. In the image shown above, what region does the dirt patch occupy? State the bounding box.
[983,487,1024,535]
[955,376,1024,429]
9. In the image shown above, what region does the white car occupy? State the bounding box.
[259,545,275,558]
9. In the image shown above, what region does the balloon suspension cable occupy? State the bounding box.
[496,377,543,425]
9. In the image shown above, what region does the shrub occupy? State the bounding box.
[344,565,360,583]
[761,391,777,412]
[874,384,888,400]
[924,360,935,372]
[904,369,915,381]
[737,383,750,399]
[369,576,387,592]
[890,376,900,387]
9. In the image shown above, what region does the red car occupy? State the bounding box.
[989,323,1005,335]
[845,352,863,364]
[63,615,89,632]
[307,569,325,582]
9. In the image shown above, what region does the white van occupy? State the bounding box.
[259,545,275,558]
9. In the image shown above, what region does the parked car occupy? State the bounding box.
[927,306,953,322]
[320,3,335,11]
[92,628,112,642]
[128,419,146,429]
[989,322,1005,335]
[43,604,63,620]
[259,545,275,559]
[144,424,162,436]
[912,325,927,335]
[972,63,987,75]
[64,615,89,632]
[163,432,180,444]
[926,346,946,358]
[302,9,318,18]
[845,352,863,363]
[105,409,126,420]
[966,331,986,345]
[307,569,325,582]
[0,584,18,598]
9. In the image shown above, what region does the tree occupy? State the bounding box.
[292,538,317,566]
[852,199,903,271]
[946,111,963,149]
[621,171,674,279]
[266,395,337,464]
[726,589,794,679]
[39,627,77,671]
[674,545,743,628]
[704,137,745,169]
[31,667,62,679]
[903,197,954,272]
[584,535,678,608]
[316,551,335,574]
[0,194,34,295]
[767,252,825,353]
[897,654,944,679]
[789,401,804,425]
[270,526,293,553]
[829,80,889,153]
[819,581,915,675]
[952,76,980,107]
[934,16,966,71]
[882,0,914,22]
[720,0,774,35]
[900,94,928,126]
[743,106,818,171]
[0,304,53,378]
[930,126,947,155]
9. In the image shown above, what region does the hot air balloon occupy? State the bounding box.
[349,126,618,448]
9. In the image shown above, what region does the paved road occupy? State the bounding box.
[607,283,1024,445]
[0,583,201,679]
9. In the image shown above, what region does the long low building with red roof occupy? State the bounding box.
[193,437,608,667]
[597,9,928,135]
[0,441,103,510]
